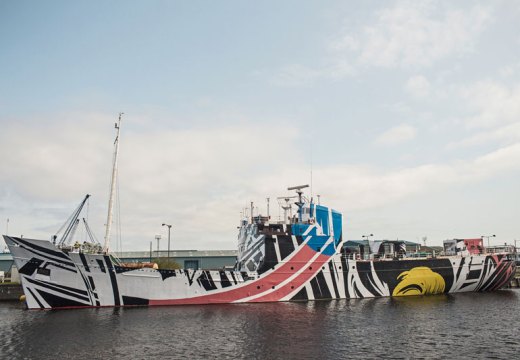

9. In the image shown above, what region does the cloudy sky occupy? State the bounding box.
[1,1,519,251]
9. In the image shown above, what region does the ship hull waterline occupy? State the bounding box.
[4,235,516,310]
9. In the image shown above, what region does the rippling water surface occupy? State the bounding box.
[1,290,520,359]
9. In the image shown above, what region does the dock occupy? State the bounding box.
[0,283,23,301]
[507,267,520,288]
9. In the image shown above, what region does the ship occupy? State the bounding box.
[3,116,517,309]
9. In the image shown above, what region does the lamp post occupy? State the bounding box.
[155,234,161,258]
[362,234,374,241]
[360,234,373,259]
[481,234,496,248]
[162,223,172,260]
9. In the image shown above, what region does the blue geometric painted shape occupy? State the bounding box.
[291,204,342,256]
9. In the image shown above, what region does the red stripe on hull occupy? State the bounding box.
[247,252,331,302]
[149,244,323,306]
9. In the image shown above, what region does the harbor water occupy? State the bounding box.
[1,290,520,359]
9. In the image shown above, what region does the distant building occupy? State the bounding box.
[0,250,238,278]
[0,252,14,274]
[115,250,238,270]
[0,252,19,282]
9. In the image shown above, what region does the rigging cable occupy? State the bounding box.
[84,196,90,243]
[66,219,81,246]
[82,218,101,245]
[116,168,123,257]
[56,194,90,246]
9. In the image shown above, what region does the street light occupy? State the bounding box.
[162,223,172,260]
[359,234,374,259]
[362,234,374,241]
[155,234,161,258]
[481,234,496,248]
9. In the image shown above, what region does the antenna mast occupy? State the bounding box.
[310,143,313,198]
[288,184,309,223]
[103,112,123,253]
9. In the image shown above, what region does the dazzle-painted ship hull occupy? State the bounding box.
[3,203,516,309]
[7,117,514,310]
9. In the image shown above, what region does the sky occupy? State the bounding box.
[1,0,519,251]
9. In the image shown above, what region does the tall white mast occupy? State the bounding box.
[103,113,123,253]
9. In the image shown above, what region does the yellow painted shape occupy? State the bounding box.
[392,266,445,297]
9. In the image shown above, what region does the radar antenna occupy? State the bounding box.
[287,184,309,223]
[277,196,297,224]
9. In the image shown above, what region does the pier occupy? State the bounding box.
[0,283,23,301]
[507,267,520,288]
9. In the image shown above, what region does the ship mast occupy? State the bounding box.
[103,113,123,253]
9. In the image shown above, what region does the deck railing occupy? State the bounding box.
[342,248,516,261]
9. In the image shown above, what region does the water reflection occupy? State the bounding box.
[1,290,519,359]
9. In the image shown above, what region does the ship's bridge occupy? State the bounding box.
[235,185,343,272]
